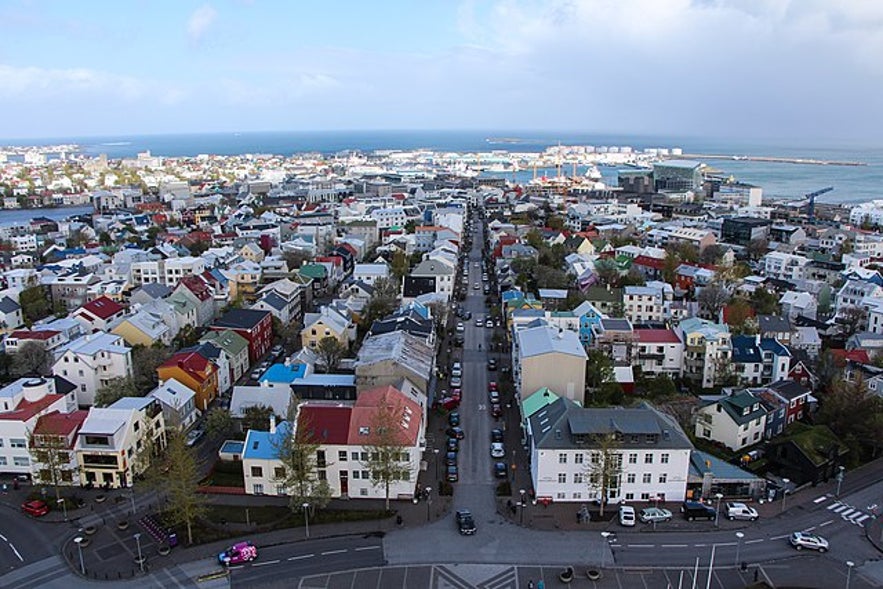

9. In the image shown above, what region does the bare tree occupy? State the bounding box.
[12,341,52,376]
[152,429,206,545]
[361,400,411,510]
[838,306,868,339]
[697,284,730,319]
[274,400,333,512]
[584,433,624,517]
[29,428,76,502]
[316,336,347,373]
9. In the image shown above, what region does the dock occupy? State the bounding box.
[676,153,866,167]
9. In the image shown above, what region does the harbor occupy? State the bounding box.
[677,153,867,167]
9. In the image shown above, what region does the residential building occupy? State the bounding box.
[0,296,23,333]
[53,333,134,407]
[352,263,390,285]
[721,217,771,246]
[623,286,665,324]
[514,324,587,406]
[172,275,215,327]
[764,252,810,282]
[678,318,732,389]
[779,291,818,321]
[355,331,435,394]
[199,329,250,386]
[111,308,173,347]
[302,306,355,351]
[30,409,90,487]
[147,378,199,431]
[156,348,219,412]
[73,296,127,333]
[695,391,767,451]
[4,329,66,354]
[210,309,273,363]
[634,329,683,377]
[410,258,455,299]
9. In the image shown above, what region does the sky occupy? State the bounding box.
[1,0,883,143]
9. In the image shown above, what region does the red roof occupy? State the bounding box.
[160,350,213,380]
[297,405,351,445]
[0,394,63,422]
[33,410,89,437]
[315,255,343,267]
[635,329,682,344]
[9,330,60,341]
[832,349,870,366]
[349,385,422,446]
[79,296,125,320]
[178,275,212,301]
[632,255,666,270]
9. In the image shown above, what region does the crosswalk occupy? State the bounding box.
[826,500,873,527]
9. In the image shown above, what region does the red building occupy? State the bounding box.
[209,309,273,363]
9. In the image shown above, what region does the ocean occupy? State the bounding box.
[0,205,94,227]
[3,130,883,204]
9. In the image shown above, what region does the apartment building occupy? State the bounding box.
[52,333,134,407]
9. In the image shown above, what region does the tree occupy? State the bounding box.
[29,429,75,502]
[750,287,780,315]
[642,374,678,399]
[838,306,868,339]
[818,377,883,461]
[815,350,839,394]
[153,429,206,545]
[746,238,769,260]
[94,376,139,407]
[282,250,312,273]
[274,401,333,511]
[272,316,301,349]
[172,325,201,349]
[390,250,410,281]
[593,258,620,287]
[19,286,51,325]
[372,276,400,301]
[203,407,234,440]
[699,244,726,266]
[584,433,624,517]
[724,298,756,335]
[361,399,411,510]
[316,336,346,373]
[241,404,276,433]
[697,284,730,319]
[585,349,614,391]
[131,344,172,394]
[361,277,400,328]
[12,342,52,377]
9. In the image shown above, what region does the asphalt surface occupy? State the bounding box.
[0,505,59,573]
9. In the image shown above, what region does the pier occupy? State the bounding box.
[676,153,866,167]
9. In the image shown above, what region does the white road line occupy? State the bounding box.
[10,544,23,562]
[717,542,737,547]
[814,496,829,504]
[855,514,871,524]
[288,554,315,561]
[803,526,816,532]
[610,544,621,547]
[627,544,654,548]
[695,544,707,547]
[0,534,6,542]
[827,503,840,510]
[840,509,856,518]
[661,544,688,548]
[819,520,835,527]
[229,565,244,570]
[252,559,280,567]
[770,534,789,540]
[745,539,764,545]
[832,505,849,514]
[355,546,381,551]
[321,549,347,555]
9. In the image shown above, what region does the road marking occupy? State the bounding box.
[627,544,654,548]
[819,519,834,527]
[661,544,688,548]
[770,534,789,540]
[840,509,856,518]
[813,496,829,504]
[321,549,347,555]
[745,539,764,544]
[803,526,816,532]
[717,542,737,547]
[10,544,23,562]
[610,544,621,547]
[252,560,279,567]
[288,554,315,561]
[355,546,381,551]
[830,504,849,514]
[229,565,244,570]
[855,514,871,524]
[0,534,6,541]
[695,544,707,547]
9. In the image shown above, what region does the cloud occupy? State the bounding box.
[187,4,218,45]
[0,64,147,100]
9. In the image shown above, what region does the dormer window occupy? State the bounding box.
[359,426,369,435]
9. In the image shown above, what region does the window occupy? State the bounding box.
[360,488,368,496]
[351,452,359,460]
[360,452,368,461]
[0,439,3,447]
[316,450,326,467]
[361,471,370,479]
[557,492,566,499]
[0,457,6,466]
[80,384,86,392]
[661,453,670,464]
[644,454,653,464]
[557,473,567,484]
[317,470,327,481]
[625,493,634,500]
[628,453,637,464]
[627,473,636,484]
[274,467,285,479]
[253,484,264,495]
[753,431,760,441]
[642,473,652,484]
[276,485,286,496]
[10,438,26,449]
[659,473,667,483]
[352,471,360,479]
[573,473,584,484]
[558,453,567,464]
[574,453,584,464]
[250,466,263,477]
[13,457,29,467]
[641,493,650,500]
[339,451,347,461]
[133,422,140,432]
[573,492,582,499]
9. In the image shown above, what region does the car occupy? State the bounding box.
[456,322,465,332]
[488,381,498,391]
[450,376,462,387]
[725,502,759,521]
[448,411,461,426]
[639,507,673,523]
[483,286,489,294]
[619,505,636,527]
[186,428,205,447]
[681,500,717,521]
[495,319,502,327]
[259,361,271,370]
[494,462,508,478]
[21,500,49,517]
[451,361,462,376]
[445,451,458,466]
[448,388,462,402]
[456,509,476,535]
[790,532,829,552]
[475,317,484,327]
[218,541,258,565]
[270,344,284,356]
[446,426,465,440]
[446,437,459,452]
[250,370,263,380]
[439,395,460,411]
[485,319,493,328]
[490,442,505,458]
[482,273,488,282]
[473,283,480,290]
[487,358,497,370]
[488,389,500,404]
[446,465,459,482]
[491,403,503,418]
[491,428,504,443]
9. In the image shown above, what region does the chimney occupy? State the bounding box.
[269,414,276,434]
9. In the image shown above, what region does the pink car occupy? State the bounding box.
[218,541,257,565]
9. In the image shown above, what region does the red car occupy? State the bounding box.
[488,381,498,391]
[491,403,503,418]
[21,500,49,517]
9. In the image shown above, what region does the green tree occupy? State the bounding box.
[361,399,411,510]
[316,336,347,373]
[584,432,624,517]
[749,287,780,315]
[203,407,234,440]
[272,316,301,349]
[12,342,52,377]
[585,349,614,391]
[153,429,206,545]
[282,250,312,273]
[241,404,275,433]
[818,377,883,460]
[132,344,172,394]
[274,402,333,511]
[390,250,410,281]
[94,376,139,407]
[29,428,75,502]
[19,286,51,324]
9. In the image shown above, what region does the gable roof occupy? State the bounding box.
[348,385,422,446]
[214,308,270,330]
[516,325,587,360]
[243,421,292,460]
[298,404,352,445]
[0,296,21,314]
[78,296,125,320]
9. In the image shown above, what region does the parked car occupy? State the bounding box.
[456,322,465,332]
[790,532,828,552]
[639,507,673,523]
[490,442,505,458]
[488,390,500,404]
[446,437,459,452]
[451,363,462,378]
[218,541,258,565]
[21,500,49,517]
[490,403,503,418]
[681,501,717,521]
[473,283,480,290]
[488,381,498,391]
[456,509,476,535]
[446,426,465,440]
[619,505,636,527]
[476,316,484,327]
[445,451,458,466]
[250,369,263,380]
[450,376,462,388]
[446,465,459,482]
[490,428,504,443]
[270,344,284,356]
[725,502,759,521]
[493,462,508,478]
[487,358,497,371]
[439,396,460,411]
[485,319,493,328]
[186,428,205,447]
[448,411,461,426]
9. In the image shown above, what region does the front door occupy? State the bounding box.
[340,471,349,496]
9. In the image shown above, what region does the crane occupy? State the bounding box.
[806,186,834,224]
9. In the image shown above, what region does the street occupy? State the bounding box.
[0,506,64,573]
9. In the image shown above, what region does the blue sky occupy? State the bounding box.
[2,1,883,142]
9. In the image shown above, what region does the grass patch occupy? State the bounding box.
[200,460,245,487]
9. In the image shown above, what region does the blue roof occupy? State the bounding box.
[759,338,791,356]
[260,363,308,384]
[690,450,761,481]
[220,440,244,454]
[730,335,761,363]
[242,421,291,460]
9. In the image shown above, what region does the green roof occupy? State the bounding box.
[299,263,327,279]
[773,423,848,466]
[200,328,249,356]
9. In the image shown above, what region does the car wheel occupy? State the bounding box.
[728,515,735,521]
[688,516,694,521]
[795,545,802,550]
[751,516,757,521]
[665,517,671,522]
[818,547,827,553]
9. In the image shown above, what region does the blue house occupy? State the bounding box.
[572,300,605,348]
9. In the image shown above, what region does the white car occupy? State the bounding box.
[451,362,462,377]
[790,532,828,552]
[490,442,505,458]
[726,502,759,521]
[619,505,636,527]
[456,322,465,332]
[639,507,672,523]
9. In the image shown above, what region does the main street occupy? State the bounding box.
[0,507,59,573]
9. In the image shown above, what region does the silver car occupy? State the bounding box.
[639,507,673,523]
[790,532,828,552]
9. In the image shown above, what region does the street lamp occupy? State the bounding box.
[714,493,724,527]
[836,466,845,497]
[73,536,85,575]
[846,561,855,589]
[303,503,310,538]
[433,448,440,482]
[57,498,67,521]
[425,487,432,522]
[735,532,744,567]
[781,478,791,514]
[519,489,526,525]
[600,531,612,569]
[133,532,144,573]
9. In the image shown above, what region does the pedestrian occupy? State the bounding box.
[537,581,544,589]
[528,581,534,589]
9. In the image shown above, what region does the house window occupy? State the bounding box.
[573,473,584,484]
[644,454,653,464]
[557,492,566,499]
[641,493,650,500]
[558,453,567,464]
[628,453,637,464]
[627,473,636,484]
[573,492,582,499]
[253,484,264,495]
[250,466,263,477]
[661,453,669,464]
[351,452,359,460]
[574,453,584,464]
[360,488,368,496]
[274,467,285,479]
[0,457,6,466]
[317,470,326,481]
[625,492,634,500]
[753,432,760,441]
[659,473,668,484]
[339,451,347,461]
[316,450,326,467]
[10,439,26,449]
[642,473,651,484]
[557,473,567,484]
[13,457,29,467]
[276,485,286,496]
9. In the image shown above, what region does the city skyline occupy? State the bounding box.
[2,1,883,143]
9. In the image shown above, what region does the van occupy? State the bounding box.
[619,505,636,527]
[681,500,717,521]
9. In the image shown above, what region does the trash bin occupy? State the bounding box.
[167,532,178,548]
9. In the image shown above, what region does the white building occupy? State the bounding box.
[527,399,692,504]
[763,252,810,282]
[623,285,666,324]
[849,200,883,227]
[147,378,199,431]
[52,333,134,407]
[695,391,767,451]
[634,329,683,377]
[410,258,455,299]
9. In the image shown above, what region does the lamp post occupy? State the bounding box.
[781,478,791,514]
[433,448,440,482]
[600,531,612,569]
[426,487,432,522]
[73,536,85,575]
[714,493,724,527]
[57,498,67,521]
[836,466,845,497]
[519,489,526,525]
[735,532,744,567]
[303,503,310,538]
[846,561,855,589]
[134,532,144,573]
